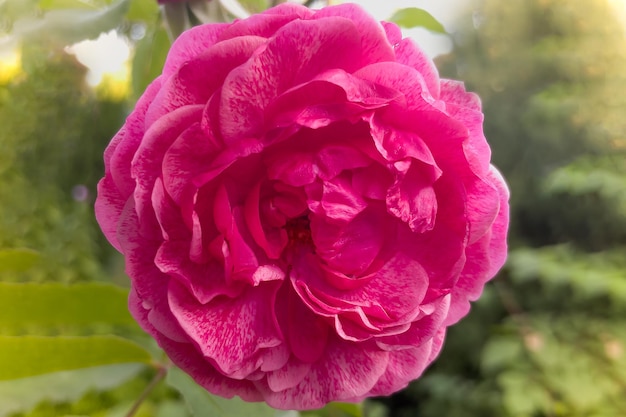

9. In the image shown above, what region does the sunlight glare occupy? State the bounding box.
[0,47,22,83]
[65,30,130,86]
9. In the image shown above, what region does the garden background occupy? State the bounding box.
[1,0,626,416]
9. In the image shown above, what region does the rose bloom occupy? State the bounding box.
[96,3,508,410]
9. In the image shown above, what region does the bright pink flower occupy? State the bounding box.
[96,3,508,410]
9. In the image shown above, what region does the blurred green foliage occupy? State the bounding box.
[0,43,125,283]
[0,2,169,416]
[389,8,447,34]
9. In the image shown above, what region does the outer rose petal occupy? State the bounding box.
[394,38,441,100]
[95,3,508,410]
[219,9,306,39]
[313,3,395,66]
[148,36,268,126]
[168,280,284,377]
[117,202,189,343]
[95,79,163,250]
[162,23,229,79]
[257,336,390,409]
[219,17,363,141]
[444,167,509,326]
[368,336,436,396]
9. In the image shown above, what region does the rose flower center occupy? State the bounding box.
[285,215,313,250]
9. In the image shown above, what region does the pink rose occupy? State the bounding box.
[95,3,508,410]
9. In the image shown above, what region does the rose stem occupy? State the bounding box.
[124,364,169,417]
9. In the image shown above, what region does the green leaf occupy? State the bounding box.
[481,335,523,374]
[326,403,362,417]
[155,401,193,417]
[235,0,268,14]
[131,24,170,99]
[126,0,159,22]
[162,2,190,40]
[0,363,144,417]
[167,366,288,417]
[12,0,130,44]
[0,0,38,24]
[508,246,626,304]
[389,8,447,34]
[362,401,388,417]
[499,371,551,416]
[0,248,39,273]
[0,282,135,329]
[302,402,363,417]
[219,0,253,18]
[188,0,227,24]
[38,0,97,10]
[527,318,621,412]
[0,335,152,380]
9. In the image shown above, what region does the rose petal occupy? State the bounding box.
[244,182,288,259]
[313,3,395,66]
[293,252,430,335]
[258,336,389,409]
[213,184,263,283]
[109,78,163,198]
[465,176,500,244]
[311,204,387,277]
[219,17,362,141]
[368,337,436,397]
[267,151,317,187]
[155,240,244,304]
[267,70,400,130]
[355,62,436,110]
[376,294,450,350]
[445,167,509,325]
[440,79,482,112]
[382,21,402,45]
[265,359,311,392]
[351,165,393,200]
[95,175,129,252]
[117,202,189,343]
[157,335,264,402]
[317,175,368,223]
[315,144,372,181]
[132,105,204,235]
[151,178,188,241]
[161,122,221,228]
[386,160,440,233]
[147,36,266,125]
[162,23,229,79]
[440,79,491,176]
[168,280,283,376]
[219,11,306,39]
[395,174,468,303]
[277,281,330,364]
[395,38,441,99]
